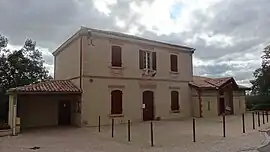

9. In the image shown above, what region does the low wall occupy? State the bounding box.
[0,129,12,137]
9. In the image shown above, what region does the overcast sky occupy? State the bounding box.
[1,0,269,86]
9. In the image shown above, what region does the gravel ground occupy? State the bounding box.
[0,114,269,152]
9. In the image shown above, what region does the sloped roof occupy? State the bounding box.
[8,80,81,94]
[190,76,249,90]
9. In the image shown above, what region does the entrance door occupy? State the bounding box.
[219,98,225,115]
[58,101,71,125]
[143,91,154,121]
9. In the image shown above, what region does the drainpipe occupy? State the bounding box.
[198,90,203,118]
[79,32,83,89]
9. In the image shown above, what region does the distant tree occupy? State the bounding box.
[0,34,52,121]
[250,45,270,96]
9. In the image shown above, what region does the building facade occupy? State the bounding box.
[53,27,195,126]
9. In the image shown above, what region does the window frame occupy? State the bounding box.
[111,45,122,67]
[170,90,180,112]
[110,90,123,115]
[139,50,157,71]
[170,54,178,72]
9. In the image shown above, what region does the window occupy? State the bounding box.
[171,91,180,111]
[111,46,122,67]
[111,90,123,114]
[139,50,156,70]
[170,54,178,72]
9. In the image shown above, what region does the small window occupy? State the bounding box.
[207,101,211,111]
[111,90,123,114]
[139,50,156,70]
[111,46,122,67]
[219,91,224,96]
[170,54,178,72]
[171,91,180,111]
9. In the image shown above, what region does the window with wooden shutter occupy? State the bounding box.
[111,46,122,67]
[171,91,180,111]
[170,54,178,72]
[111,90,123,114]
[139,50,157,70]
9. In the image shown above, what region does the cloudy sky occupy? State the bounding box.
[1,0,269,86]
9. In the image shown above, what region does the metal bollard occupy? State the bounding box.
[128,120,131,142]
[267,111,269,123]
[193,118,196,142]
[150,121,154,147]
[263,111,265,124]
[223,114,226,137]
[258,112,261,127]
[252,112,255,130]
[112,118,114,138]
[98,116,101,132]
[242,113,245,133]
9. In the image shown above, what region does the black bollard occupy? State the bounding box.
[193,118,196,142]
[98,116,101,132]
[128,120,131,142]
[150,121,154,147]
[258,112,261,127]
[112,118,114,138]
[252,112,255,130]
[242,113,245,133]
[263,111,265,124]
[223,114,226,137]
[266,111,268,122]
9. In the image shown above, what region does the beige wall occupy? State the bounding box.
[81,77,192,126]
[81,36,193,82]
[54,37,80,80]
[233,91,246,114]
[18,95,80,129]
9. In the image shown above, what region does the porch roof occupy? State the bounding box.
[7,80,82,94]
[189,76,250,90]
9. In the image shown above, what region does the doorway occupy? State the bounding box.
[219,98,225,115]
[142,91,154,121]
[58,101,71,125]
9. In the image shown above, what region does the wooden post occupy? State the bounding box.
[242,113,245,133]
[258,112,261,127]
[193,118,196,142]
[263,111,265,124]
[128,120,131,142]
[252,112,255,130]
[112,118,114,138]
[150,121,154,147]
[98,116,101,132]
[223,114,226,137]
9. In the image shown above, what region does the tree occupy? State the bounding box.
[0,34,52,121]
[251,45,270,95]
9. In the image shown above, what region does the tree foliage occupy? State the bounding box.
[251,45,270,96]
[0,34,52,121]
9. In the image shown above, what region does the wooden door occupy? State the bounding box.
[58,101,71,125]
[143,91,154,121]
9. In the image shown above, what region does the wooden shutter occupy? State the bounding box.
[111,46,122,67]
[171,91,179,111]
[170,54,178,72]
[152,52,156,70]
[139,50,144,69]
[111,90,123,114]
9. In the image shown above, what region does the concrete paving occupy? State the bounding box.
[0,113,269,152]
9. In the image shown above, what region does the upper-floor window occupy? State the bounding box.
[139,50,156,70]
[170,54,178,72]
[171,91,180,111]
[111,46,122,67]
[111,90,123,115]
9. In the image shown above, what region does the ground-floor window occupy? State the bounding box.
[111,90,123,114]
[171,91,180,111]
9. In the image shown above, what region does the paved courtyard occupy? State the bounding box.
[0,113,270,152]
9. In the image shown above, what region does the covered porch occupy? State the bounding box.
[7,80,82,135]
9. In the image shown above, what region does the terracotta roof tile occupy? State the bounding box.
[190,76,236,89]
[9,80,81,93]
